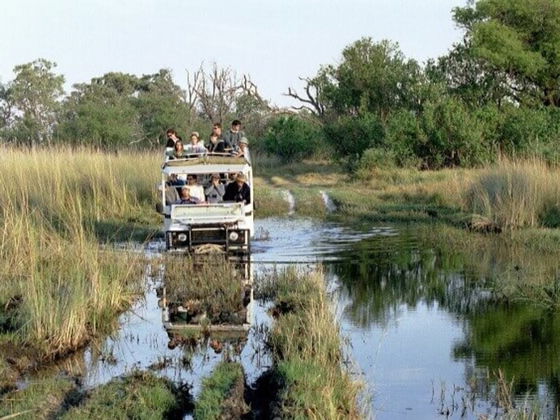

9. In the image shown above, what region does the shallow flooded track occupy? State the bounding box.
[19,216,560,419]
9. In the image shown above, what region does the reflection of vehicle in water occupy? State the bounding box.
[157,152,254,256]
[158,256,253,334]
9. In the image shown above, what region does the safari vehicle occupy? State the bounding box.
[157,152,254,256]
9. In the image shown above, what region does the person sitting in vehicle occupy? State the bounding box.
[176,186,201,204]
[185,132,207,154]
[205,173,225,203]
[224,172,250,204]
[170,140,186,159]
[207,133,226,153]
[234,137,251,163]
[186,174,205,202]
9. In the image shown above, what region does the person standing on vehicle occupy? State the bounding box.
[165,128,181,148]
[207,133,226,153]
[223,120,245,151]
[205,173,225,203]
[224,172,250,204]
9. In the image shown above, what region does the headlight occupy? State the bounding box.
[229,231,239,241]
[177,233,188,242]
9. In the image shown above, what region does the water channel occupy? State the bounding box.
[27,216,560,419]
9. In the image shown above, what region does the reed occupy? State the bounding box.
[0,147,154,359]
[265,267,362,419]
[464,159,560,230]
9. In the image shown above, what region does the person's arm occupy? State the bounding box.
[217,183,225,197]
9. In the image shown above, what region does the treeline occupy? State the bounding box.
[0,61,272,149]
[2,0,560,169]
[268,0,560,169]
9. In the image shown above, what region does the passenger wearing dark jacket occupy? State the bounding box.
[224,172,250,204]
[207,133,226,153]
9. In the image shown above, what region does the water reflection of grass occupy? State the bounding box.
[163,256,249,326]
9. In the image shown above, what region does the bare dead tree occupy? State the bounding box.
[285,77,326,117]
[186,63,276,124]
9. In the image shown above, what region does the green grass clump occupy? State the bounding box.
[266,268,362,419]
[62,371,188,420]
[0,377,76,420]
[291,187,327,218]
[254,178,290,218]
[194,361,248,420]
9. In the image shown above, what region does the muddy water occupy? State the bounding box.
[26,217,560,419]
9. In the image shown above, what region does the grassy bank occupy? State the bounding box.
[0,148,157,387]
[194,361,248,419]
[62,371,189,419]
[261,267,362,419]
[0,377,76,420]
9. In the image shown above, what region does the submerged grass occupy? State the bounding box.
[194,361,248,420]
[264,267,362,419]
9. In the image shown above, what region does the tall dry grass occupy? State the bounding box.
[0,147,159,358]
[464,159,560,230]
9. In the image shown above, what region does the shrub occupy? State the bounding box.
[355,147,397,178]
[464,159,560,230]
[263,116,321,162]
[323,112,384,159]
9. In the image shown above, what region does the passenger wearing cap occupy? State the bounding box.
[176,186,201,204]
[223,172,251,204]
[185,131,207,154]
[205,174,225,203]
[235,137,251,163]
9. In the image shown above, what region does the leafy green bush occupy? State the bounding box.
[263,116,321,162]
[356,148,397,175]
[322,112,384,158]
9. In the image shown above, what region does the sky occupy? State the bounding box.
[0,0,467,107]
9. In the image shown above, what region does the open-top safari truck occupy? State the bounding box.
[157,153,254,258]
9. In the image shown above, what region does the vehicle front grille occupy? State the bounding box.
[191,228,226,244]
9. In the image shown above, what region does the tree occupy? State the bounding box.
[0,59,64,145]
[186,64,270,124]
[58,70,190,147]
[57,73,141,148]
[302,38,423,121]
[454,0,560,107]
